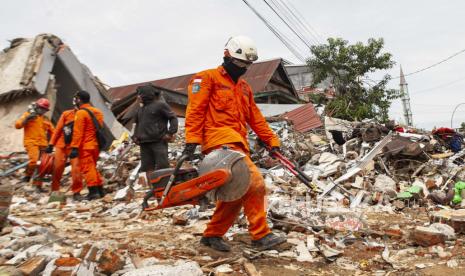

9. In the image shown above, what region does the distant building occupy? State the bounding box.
[285,64,334,102]
[109,58,304,128]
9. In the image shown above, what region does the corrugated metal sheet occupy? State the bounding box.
[243,58,281,93]
[153,74,193,94]
[280,103,322,132]
[257,103,305,117]
[108,58,288,101]
[108,74,192,103]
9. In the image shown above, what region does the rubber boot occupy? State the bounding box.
[200,237,231,252]
[96,186,105,198]
[251,233,286,251]
[86,187,100,201]
[73,193,84,201]
[35,186,47,193]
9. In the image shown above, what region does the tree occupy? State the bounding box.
[309,93,327,107]
[307,38,400,122]
[460,122,465,132]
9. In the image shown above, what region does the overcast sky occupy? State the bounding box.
[1,0,465,129]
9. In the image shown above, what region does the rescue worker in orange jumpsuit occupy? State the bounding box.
[15,98,54,190]
[46,108,83,200]
[183,36,286,252]
[69,91,105,200]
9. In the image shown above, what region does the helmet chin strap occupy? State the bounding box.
[222,56,247,83]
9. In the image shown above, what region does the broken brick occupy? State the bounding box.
[411,226,446,247]
[384,228,403,239]
[172,211,188,226]
[98,249,125,275]
[426,179,437,190]
[54,257,81,267]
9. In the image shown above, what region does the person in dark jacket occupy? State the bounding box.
[133,84,178,176]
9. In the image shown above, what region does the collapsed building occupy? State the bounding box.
[0,34,125,152]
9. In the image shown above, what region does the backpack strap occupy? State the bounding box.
[81,108,102,130]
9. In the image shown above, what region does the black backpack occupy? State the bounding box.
[81,108,110,151]
[63,121,74,145]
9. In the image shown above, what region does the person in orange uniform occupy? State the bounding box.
[15,98,54,189]
[69,90,105,200]
[46,108,83,200]
[183,36,286,252]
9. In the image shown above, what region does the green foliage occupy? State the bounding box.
[460,122,465,131]
[307,38,399,122]
[309,93,327,106]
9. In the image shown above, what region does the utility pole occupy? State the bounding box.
[399,66,413,126]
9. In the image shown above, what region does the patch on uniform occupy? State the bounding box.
[192,78,202,94]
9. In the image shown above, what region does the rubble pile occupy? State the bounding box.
[1,121,465,275]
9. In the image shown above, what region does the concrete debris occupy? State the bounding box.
[215,263,234,273]
[122,261,203,276]
[1,98,465,275]
[411,226,446,247]
[295,240,313,262]
[429,223,456,240]
[320,244,342,261]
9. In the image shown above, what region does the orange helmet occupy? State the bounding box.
[36,98,50,110]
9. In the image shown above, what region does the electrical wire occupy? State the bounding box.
[394,48,465,79]
[262,0,313,50]
[278,0,324,44]
[242,0,307,62]
[268,0,320,46]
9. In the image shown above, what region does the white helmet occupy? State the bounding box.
[224,35,258,62]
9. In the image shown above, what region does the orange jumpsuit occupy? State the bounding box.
[186,66,280,240]
[15,111,54,179]
[70,104,104,188]
[49,110,82,192]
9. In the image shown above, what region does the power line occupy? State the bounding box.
[262,0,313,50]
[278,0,324,44]
[393,48,465,79]
[268,0,320,46]
[242,0,307,62]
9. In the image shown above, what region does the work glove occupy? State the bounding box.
[182,143,198,159]
[268,146,281,158]
[131,136,140,145]
[69,147,79,159]
[162,133,176,143]
[45,145,54,154]
[256,138,280,158]
[24,113,37,124]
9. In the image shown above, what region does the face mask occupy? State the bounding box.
[36,108,47,115]
[222,57,248,83]
[139,94,154,105]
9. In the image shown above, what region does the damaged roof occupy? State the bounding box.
[109,58,300,103]
[280,103,323,132]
